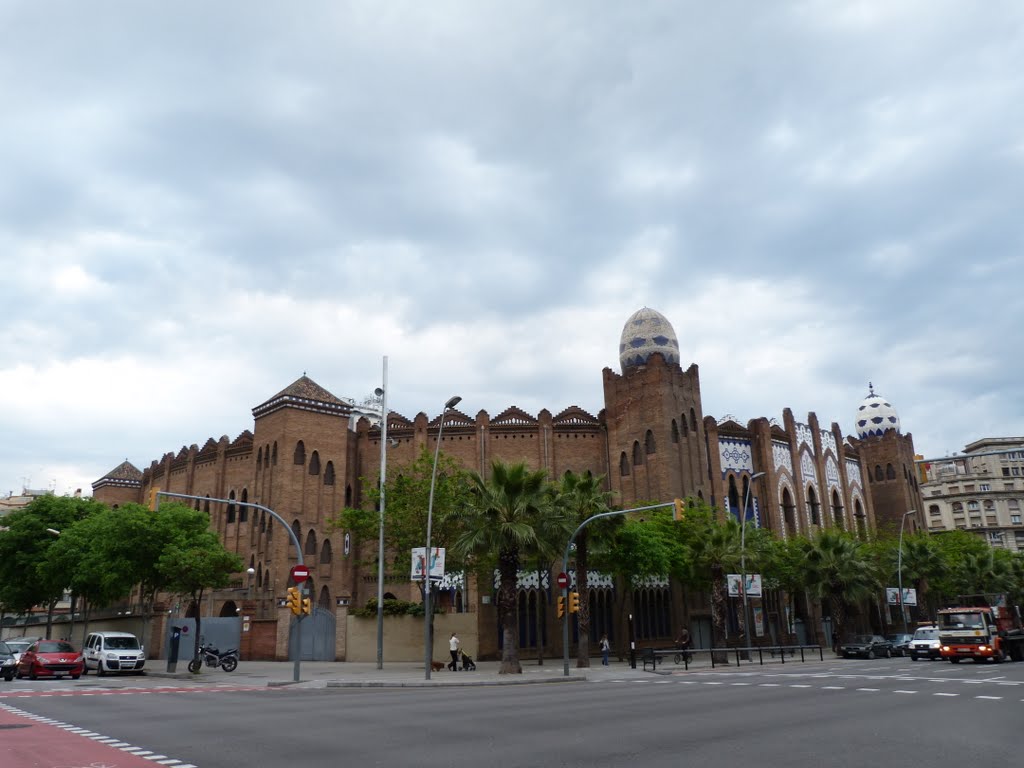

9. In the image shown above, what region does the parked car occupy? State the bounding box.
[15,639,84,680]
[909,625,942,661]
[82,631,146,675]
[886,633,914,657]
[841,634,893,659]
[0,641,16,681]
[5,638,39,666]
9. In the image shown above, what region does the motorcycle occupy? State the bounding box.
[188,643,239,674]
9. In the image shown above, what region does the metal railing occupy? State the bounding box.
[643,644,824,670]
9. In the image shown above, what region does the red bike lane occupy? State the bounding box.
[1,703,197,768]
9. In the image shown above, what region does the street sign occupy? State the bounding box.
[290,564,310,583]
[557,572,569,589]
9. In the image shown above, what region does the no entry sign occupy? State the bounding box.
[290,564,310,583]
[556,572,569,589]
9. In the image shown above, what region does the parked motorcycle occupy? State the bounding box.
[187,643,239,674]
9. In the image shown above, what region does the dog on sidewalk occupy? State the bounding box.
[430,661,445,672]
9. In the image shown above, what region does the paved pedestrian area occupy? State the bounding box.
[140,653,816,688]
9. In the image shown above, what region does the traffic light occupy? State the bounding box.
[673,498,686,521]
[301,595,312,615]
[557,596,566,619]
[568,591,580,614]
[286,587,302,615]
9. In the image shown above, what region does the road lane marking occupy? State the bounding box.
[856,688,879,692]
[975,696,1002,700]
[893,690,917,694]
[934,693,958,697]
[822,686,844,690]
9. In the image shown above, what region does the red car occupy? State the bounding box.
[16,640,84,680]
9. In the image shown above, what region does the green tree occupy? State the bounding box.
[800,530,878,648]
[682,510,742,653]
[450,461,562,674]
[552,470,617,668]
[329,447,473,580]
[596,515,677,658]
[158,523,245,663]
[0,494,107,638]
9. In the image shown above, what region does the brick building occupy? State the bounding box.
[92,307,922,660]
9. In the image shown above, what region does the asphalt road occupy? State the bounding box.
[4,658,1024,768]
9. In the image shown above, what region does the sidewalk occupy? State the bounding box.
[144,652,790,688]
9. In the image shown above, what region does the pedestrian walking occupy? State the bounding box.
[448,632,461,671]
[600,634,610,666]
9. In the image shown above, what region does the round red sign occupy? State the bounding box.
[290,565,311,583]
[556,572,569,589]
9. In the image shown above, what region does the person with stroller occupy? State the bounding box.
[448,632,461,671]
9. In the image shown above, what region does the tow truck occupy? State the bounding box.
[937,594,1024,663]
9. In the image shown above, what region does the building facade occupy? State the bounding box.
[92,308,923,660]
[919,437,1024,550]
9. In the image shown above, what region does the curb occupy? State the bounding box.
[324,675,588,688]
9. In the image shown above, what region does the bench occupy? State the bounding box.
[640,648,679,671]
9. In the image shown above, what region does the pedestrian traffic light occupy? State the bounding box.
[568,591,580,614]
[286,587,302,615]
[301,595,312,615]
[557,596,566,619]
[673,498,686,521]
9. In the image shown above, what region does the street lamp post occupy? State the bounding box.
[375,356,389,671]
[423,395,462,680]
[740,471,766,646]
[897,510,916,634]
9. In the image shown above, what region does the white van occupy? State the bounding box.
[909,625,941,661]
[82,631,146,675]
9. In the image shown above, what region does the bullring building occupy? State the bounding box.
[92,308,924,661]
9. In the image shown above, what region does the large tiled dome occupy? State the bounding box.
[855,384,901,438]
[619,307,680,373]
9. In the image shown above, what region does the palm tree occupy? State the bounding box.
[554,470,615,668]
[685,515,743,654]
[895,533,944,620]
[451,461,560,674]
[801,530,878,648]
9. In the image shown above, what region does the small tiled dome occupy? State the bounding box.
[619,307,680,373]
[855,383,901,438]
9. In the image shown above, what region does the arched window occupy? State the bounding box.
[227,490,236,523]
[239,489,248,522]
[257,563,263,588]
[272,442,278,465]
[671,420,679,443]
[294,440,306,465]
[645,430,656,455]
[305,529,318,556]
[690,408,698,431]
[886,463,896,480]
[320,539,333,564]
[264,444,270,467]
[681,415,689,437]
[345,485,353,507]
[831,490,843,527]
[854,499,866,538]
[291,520,302,556]
[318,586,331,610]
[632,441,643,466]
[781,487,796,536]
[204,496,210,514]
[324,461,335,486]
[807,486,820,525]
[309,451,321,475]
[620,452,630,476]
[260,511,266,532]
[728,476,740,522]
[257,447,263,467]
[874,465,884,482]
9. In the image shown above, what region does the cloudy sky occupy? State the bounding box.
[2,1,1022,498]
